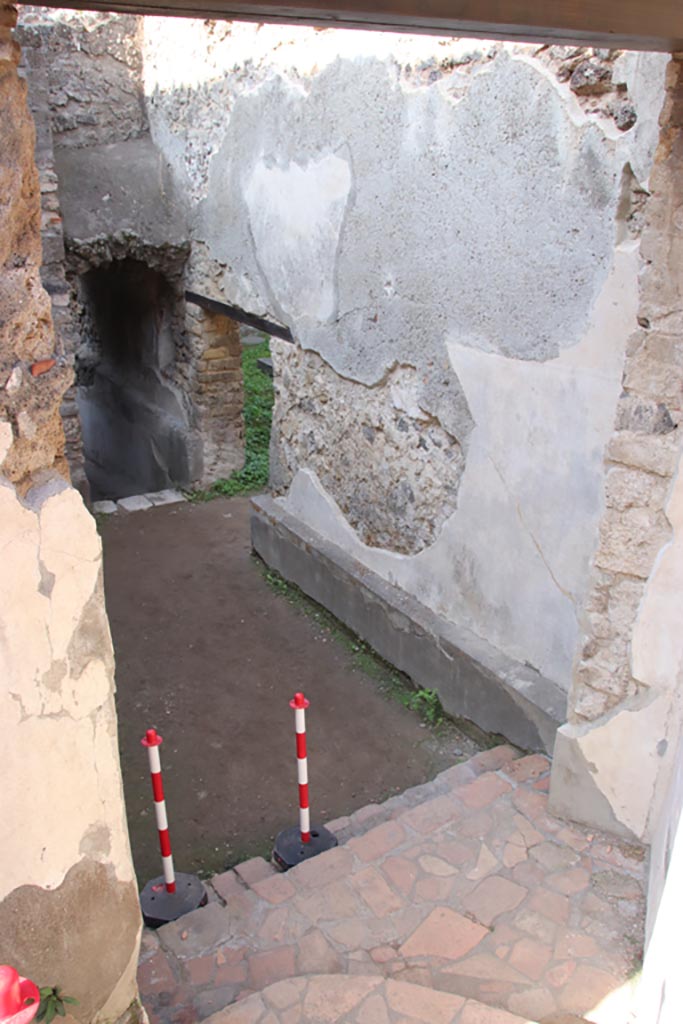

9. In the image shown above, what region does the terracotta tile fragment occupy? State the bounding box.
[399,906,488,960]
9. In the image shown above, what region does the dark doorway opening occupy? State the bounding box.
[76,258,193,501]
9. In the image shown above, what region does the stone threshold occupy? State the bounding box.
[251,495,566,754]
[93,489,186,514]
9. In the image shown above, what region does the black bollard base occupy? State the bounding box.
[140,872,207,928]
[272,825,338,871]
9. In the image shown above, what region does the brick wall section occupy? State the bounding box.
[569,55,683,723]
[186,306,245,484]
[0,2,73,490]
[17,23,88,498]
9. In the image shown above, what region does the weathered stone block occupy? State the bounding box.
[117,494,153,512]
[595,506,671,578]
[623,349,683,409]
[607,430,680,476]
[604,465,668,512]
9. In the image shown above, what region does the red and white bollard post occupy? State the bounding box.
[273,692,338,870]
[142,728,176,892]
[293,693,311,843]
[139,727,207,927]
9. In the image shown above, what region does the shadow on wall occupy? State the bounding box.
[76,258,192,501]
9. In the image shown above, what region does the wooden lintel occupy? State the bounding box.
[185,290,294,343]
[23,0,683,52]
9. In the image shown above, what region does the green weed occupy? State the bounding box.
[259,560,447,729]
[37,988,78,1024]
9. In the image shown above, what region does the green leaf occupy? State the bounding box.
[56,1004,65,1017]
[46,1001,56,1024]
[62,998,78,1005]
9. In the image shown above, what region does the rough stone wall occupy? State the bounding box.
[550,56,683,842]
[17,23,87,498]
[272,345,466,553]
[139,19,668,689]
[569,57,683,725]
[0,5,69,492]
[19,8,147,150]
[0,7,141,1019]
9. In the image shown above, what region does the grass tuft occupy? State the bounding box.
[189,338,273,500]
[259,559,448,729]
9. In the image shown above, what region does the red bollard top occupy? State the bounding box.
[290,692,310,710]
[141,727,163,747]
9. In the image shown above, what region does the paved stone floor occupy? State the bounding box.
[138,747,647,1024]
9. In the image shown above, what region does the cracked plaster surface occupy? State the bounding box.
[1,474,135,898]
[193,49,654,375]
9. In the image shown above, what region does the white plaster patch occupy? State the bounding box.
[65,658,111,719]
[637,737,683,1024]
[632,445,683,693]
[0,475,135,899]
[244,152,351,322]
[0,421,12,464]
[613,51,670,186]
[38,483,101,662]
[282,468,360,548]
[562,695,674,839]
[0,482,53,714]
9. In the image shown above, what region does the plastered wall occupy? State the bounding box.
[140,20,668,693]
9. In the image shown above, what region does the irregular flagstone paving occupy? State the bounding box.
[138,747,647,1024]
[208,975,533,1024]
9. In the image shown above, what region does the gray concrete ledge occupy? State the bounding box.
[251,495,567,753]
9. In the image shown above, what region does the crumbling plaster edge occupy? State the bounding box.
[550,441,683,843]
[1,467,137,897]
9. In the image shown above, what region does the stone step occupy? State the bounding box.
[323,745,524,846]
[201,746,523,911]
[141,745,645,1024]
[203,974,536,1024]
[93,489,186,515]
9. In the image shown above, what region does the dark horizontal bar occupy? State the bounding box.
[185,290,294,343]
[24,0,683,52]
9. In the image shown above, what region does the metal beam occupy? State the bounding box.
[24,0,683,51]
[185,290,294,343]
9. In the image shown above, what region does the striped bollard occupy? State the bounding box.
[273,692,338,871]
[139,727,207,927]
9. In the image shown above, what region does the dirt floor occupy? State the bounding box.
[101,496,484,883]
